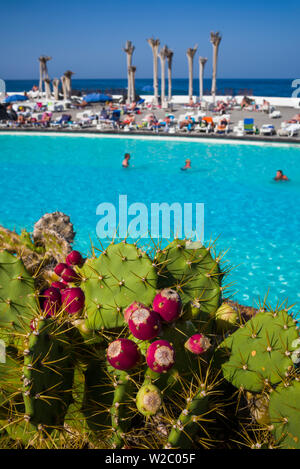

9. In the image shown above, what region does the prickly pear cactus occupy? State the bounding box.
[0,251,37,341]
[80,242,158,330]
[218,309,299,392]
[268,380,300,448]
[22,318,75,429]
[155,240,222,321]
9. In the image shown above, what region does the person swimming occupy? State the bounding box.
[274,169,289,181]
[122,153,130,168]
[181,158,191,171]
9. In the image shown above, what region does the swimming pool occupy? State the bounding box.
[0,132,299,310]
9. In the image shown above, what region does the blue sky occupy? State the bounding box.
[0,0,299,79]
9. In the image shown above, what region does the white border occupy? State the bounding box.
[0,131,300,148]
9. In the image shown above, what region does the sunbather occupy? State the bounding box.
[241,96,253,110]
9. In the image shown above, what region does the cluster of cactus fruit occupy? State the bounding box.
[0,212,300,449]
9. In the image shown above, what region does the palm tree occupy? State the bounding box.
[186,45,198,101]
[210,32,222,102]
[64,70,74,99]
[147,37,160,105]
[61,75,67,101]
[165,47,174,102]
[159,46,168,107]
[123,41,135,104]
[38,56,51,97]
[199,57,208,101]
[44,78,51,100]
[129,66,136,103]
[52,78,60,101]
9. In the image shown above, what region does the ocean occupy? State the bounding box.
[4,78,296,98]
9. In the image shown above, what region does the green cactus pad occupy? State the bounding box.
[0,347,24,420]
[218,310,299,392]
[0,251,37,340]
[83,358,133,448]
[167,389,210,449]
[80,242,157,330]
[155,240,222,319]
[22,318,75,431]
[269,380,300,449]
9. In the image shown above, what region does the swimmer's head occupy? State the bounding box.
[124,153,130,160]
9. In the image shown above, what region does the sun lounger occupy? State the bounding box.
[269,110,281,119]
[277,123,300,137]
[260,124,276,135]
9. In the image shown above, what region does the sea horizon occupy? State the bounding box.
[3,77,297,98]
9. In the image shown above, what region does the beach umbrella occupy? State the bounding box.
[142,85,154,93]
[5,94,29,103]
[83,93,112,103]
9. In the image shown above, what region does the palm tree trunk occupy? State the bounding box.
[210,32,222,103]
[61,76,67,101]
[199,57,207,101]
[52,79,60,100]
[188,56,193,100]
[124,41,135,104]
[165,48,173,102]
[44,79,51,100]
[147,38,160,106]
[159,46,168,107]
[130,66,136,103]
[211,45,218,98]
[186,45,198,102]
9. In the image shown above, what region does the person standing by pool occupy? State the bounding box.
[274,169,289,181]
[181,158,191,170]
[122,153,130,168]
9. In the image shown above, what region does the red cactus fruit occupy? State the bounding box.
[128,306,161,340]
[41,287,61,316]
[184,334,211,355]
[146,339,175,373]
[152,288,181,322]
[124,301,147,323]
[51,281,68,291]
[107,338,140,370]
[66,250,83,267]
[60,266,80,283]
[61,287,85,315]
[54,263,68,276]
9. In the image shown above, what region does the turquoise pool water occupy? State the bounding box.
[0,133,299,310]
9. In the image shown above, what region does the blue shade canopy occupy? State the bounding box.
[83,93,112,103]
[141,85,154,92]
[5,94,29,103]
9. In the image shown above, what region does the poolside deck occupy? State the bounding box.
[1,100,300,143]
